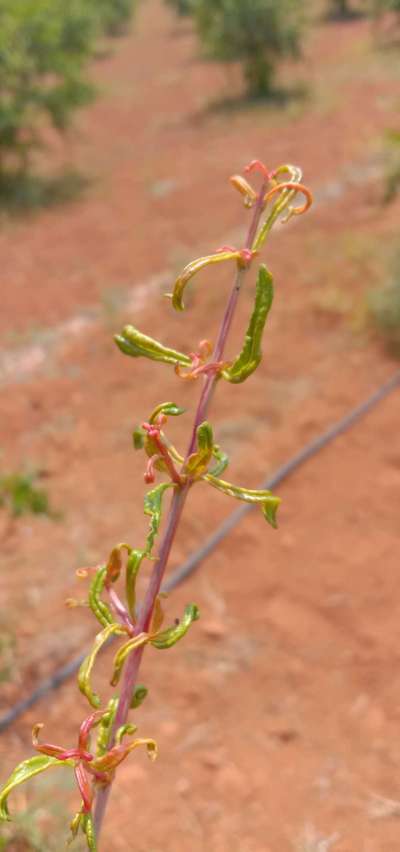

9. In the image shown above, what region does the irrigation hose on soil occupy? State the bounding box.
[1,369,399,734]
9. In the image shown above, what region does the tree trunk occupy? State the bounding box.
[243,53,274,98]
[331,0,351,17]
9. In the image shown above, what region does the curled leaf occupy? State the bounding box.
[88,567,114,628]
[209,444,229,477]
[92,738,157,774]
[143,482,175,555]
[115,723,138,747]
[115,326,191,367]
[106,543,131,584]
[110,633,150,687]
[130,684,148,709]
[0,755,73,821]
[125,548,145,621]
[171,251,240,312]
[150,594,166,634]
[69,811,82,843]
[149,402,185,424]
[184,421,214,479]
[133,426,146,449]
[82,812,97,851]
[96,698,118,757]
[151,603,200,650]
[230,174,257,208]
[253,164,311,251]
[222,265,273,384]
[78,624,126,708]
[203,474,281,529]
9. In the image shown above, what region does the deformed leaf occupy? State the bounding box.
[171,251,240,312]
[149,401,186,424]
[133,427,146,449]
[88,566,114,628]
[82,812,97,851]
[125,548,145,621]
[115,723,138,747]
[0,755,73,821]
[115,326,191,367]
[204,474,281,529]
[184,421,214,478]
[130,684,148,709]
[92,737,157,774]
[78,623,126,708]
[110,632,150,687]
[151,603,200,649]
[143,482,175,555]
[95,698,118,757]
[222,265,273,384]
[209,444,229,477]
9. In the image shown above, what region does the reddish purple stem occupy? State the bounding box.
[93,179,268,843]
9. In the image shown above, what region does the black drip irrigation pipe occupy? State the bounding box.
[1,370,399,734]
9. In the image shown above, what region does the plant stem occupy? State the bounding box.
[93,178,268,844]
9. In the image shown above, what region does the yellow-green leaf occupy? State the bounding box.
[203,474,281,529]
[184,422,214,478]
[110,633,149,687]
[88,566,114,628]
[78,623,126,708]
[171,252,239,312]
[151,603,200,649]
[115,326,191,367]
[143,482,175,555]
[0,755,73,821]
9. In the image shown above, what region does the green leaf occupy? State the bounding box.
[253,166,304,251]
[171,251,239,311]
[209,444,229,477]
[143,482,175,555]
[132,427,146,449]
[110,633,150,687]
[82,813,97,851]
[78,623,126,708]
[203,474,281,529]
[151,603,200,649]
[184,421,214,478]
[115,326,191,367]
[149,402,186,424]
[130,684,148,709]
[95,698,118,757]
[125,548,145,620]
[88,566,114,628]
[0,755,73,821]
[222,265,273,384]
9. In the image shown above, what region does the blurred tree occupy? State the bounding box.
[165,0,193,15]
[192,0,303,97]
[328,0,353,15]
[0,0,97,178]
[92,0,136,36]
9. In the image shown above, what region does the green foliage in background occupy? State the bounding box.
[165,0,193,16]
[382,130,400,204]
[91,0,136,37]
[0,0,96,176]
[0,0,137,182]
[368,251,400,357]
[191,0,304,97]
[0,470,53,518]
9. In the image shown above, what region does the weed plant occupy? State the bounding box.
[0,160,312,849]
